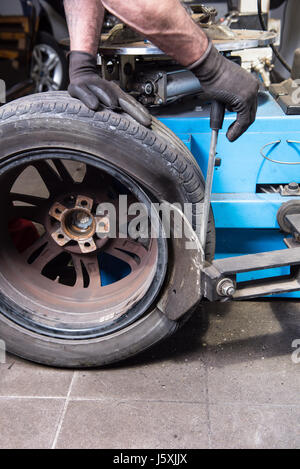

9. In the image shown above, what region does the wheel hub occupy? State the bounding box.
[1,154,165,339]
[49,194,110,253]
[72,211,94,231]
[63,208,95,238]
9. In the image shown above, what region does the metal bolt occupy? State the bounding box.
[288,182,299,192]
[144,82,153,95]
[217,278,236,297]
[73,211,93,230]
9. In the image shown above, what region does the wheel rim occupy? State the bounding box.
[31,44,64,92]
[0,150,167,339]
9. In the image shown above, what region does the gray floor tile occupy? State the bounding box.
[209,403,300,449]
[0,398,64,449]
[201,300,299,366]
[71,359,206,402]
[0,354,74,397]
[207,355,300,405]
[56,401,209,449]
[202,301,300,405]
[0,301,299,449]
[204,300,299,329]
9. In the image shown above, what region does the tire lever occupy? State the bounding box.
[199,101,225,258]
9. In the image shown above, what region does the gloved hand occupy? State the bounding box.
[68,51,152,127]
[190,41,259,142]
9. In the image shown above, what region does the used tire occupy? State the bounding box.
[0,91,215,367]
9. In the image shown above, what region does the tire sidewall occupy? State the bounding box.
[0,93,214,367]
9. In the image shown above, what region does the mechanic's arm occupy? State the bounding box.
[64,0,104,55]
[63,0,151,126]
[103,0,259,142]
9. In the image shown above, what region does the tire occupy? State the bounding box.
[31,32,68,93]
[0,91,215,368]
[270,0,286,9]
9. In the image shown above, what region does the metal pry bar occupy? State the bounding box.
[199,100,225,255]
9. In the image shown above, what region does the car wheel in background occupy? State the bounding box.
[31,32,68,92]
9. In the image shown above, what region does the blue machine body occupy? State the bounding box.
[158,92,300,298]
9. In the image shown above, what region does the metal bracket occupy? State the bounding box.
[202,246,300,301]
[202,199,300,302]
[157,202,204,321]
[285,213,300,242]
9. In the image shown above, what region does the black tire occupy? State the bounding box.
[0,92,215,368]
[31,32,68,92]
[270,0,287,9]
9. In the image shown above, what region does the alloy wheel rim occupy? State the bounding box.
[31,44,63,92]
[0,150,167,339]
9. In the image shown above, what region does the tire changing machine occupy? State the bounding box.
[158,90,300,300]
[99,30,300,302]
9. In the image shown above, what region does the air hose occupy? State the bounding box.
[257,0,291,73]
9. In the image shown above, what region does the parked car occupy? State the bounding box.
[0,0,68,99]
[30,0,69,92]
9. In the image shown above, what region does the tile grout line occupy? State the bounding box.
[0,395,299,407]
[66,397,207,404]
[51,371,77,449]
[204,364,212,449]
[0,396,66,400]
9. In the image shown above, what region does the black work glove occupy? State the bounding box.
[190,41,259,142]
[68,51,152,127]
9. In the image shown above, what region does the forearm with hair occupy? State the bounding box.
[102,0,208,66]
[63,0,104,55]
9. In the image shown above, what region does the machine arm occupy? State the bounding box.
[202,210,300,302]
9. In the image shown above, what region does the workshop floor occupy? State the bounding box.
[0,300,299,449]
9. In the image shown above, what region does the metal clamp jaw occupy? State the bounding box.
[202,210,300,302]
